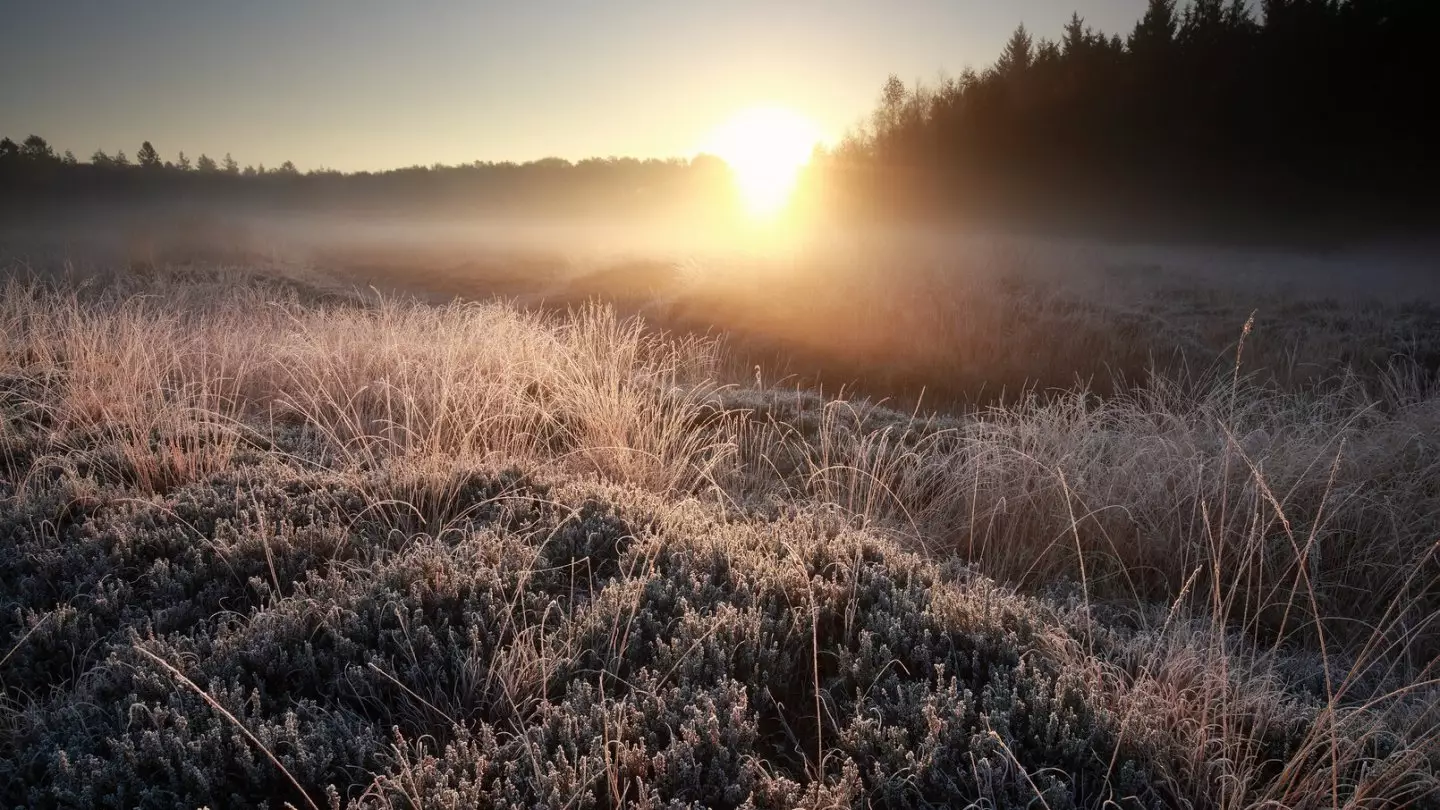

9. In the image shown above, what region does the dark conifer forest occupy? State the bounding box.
[827,0,1440,236]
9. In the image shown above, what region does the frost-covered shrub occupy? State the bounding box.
[1,450,1176,808]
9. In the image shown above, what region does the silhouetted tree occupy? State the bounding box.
[1061,13,1089,56]
[222,153,239,175]
[61,150,78,166]
[20,135,55,162]
[196,153,218,172]
[996,24,1035,75]
[277,160,299,175]
[136,141,161,169]
[1182,0,1225,39]
[871,75,909,142]
[90,149,112,167]
[112,150,130,167]
[1129,0,1178,57]
[0,138,18,162]
[175,151,192,171]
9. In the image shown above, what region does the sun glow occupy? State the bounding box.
[704,106,822,219]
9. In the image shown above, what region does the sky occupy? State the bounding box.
[0,1,1147,172]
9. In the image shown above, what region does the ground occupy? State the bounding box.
[1,224,1438,808]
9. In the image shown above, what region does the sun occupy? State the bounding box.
[703,106,822,219]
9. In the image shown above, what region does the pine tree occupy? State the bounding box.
[996,24,1035,75]
[223,153,239,175]
[136,141,161,168]
[1261,0,1291,27]
[175,151,192,171]
[1182,0,1227,45]
[196,153,218,172]
[1036,38,1061,66]
[1224,0,1256,30]
[1130,0,1178,55]
[1062,13,1089,57]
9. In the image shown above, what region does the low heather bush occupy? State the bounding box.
[1,453,1172,807]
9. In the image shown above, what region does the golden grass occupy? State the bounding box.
[2,253,1437,807]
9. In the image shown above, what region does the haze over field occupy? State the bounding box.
[2,2,1439,809]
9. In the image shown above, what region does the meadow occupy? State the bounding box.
[1,219,1438,808]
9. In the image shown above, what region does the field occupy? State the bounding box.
[1,219,1438,808]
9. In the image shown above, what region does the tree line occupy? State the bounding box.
[1,135,264,174]
[825,0,1439,235]
[0,134,736,218]
[0,133,369,177]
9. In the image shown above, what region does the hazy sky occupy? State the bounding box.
[1,1,1146,171]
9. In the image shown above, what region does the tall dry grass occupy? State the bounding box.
[1,267,735,496]
[728,362,1440,651]
[2,258,1437,807]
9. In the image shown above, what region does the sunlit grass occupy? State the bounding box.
[1,257,1437,807]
